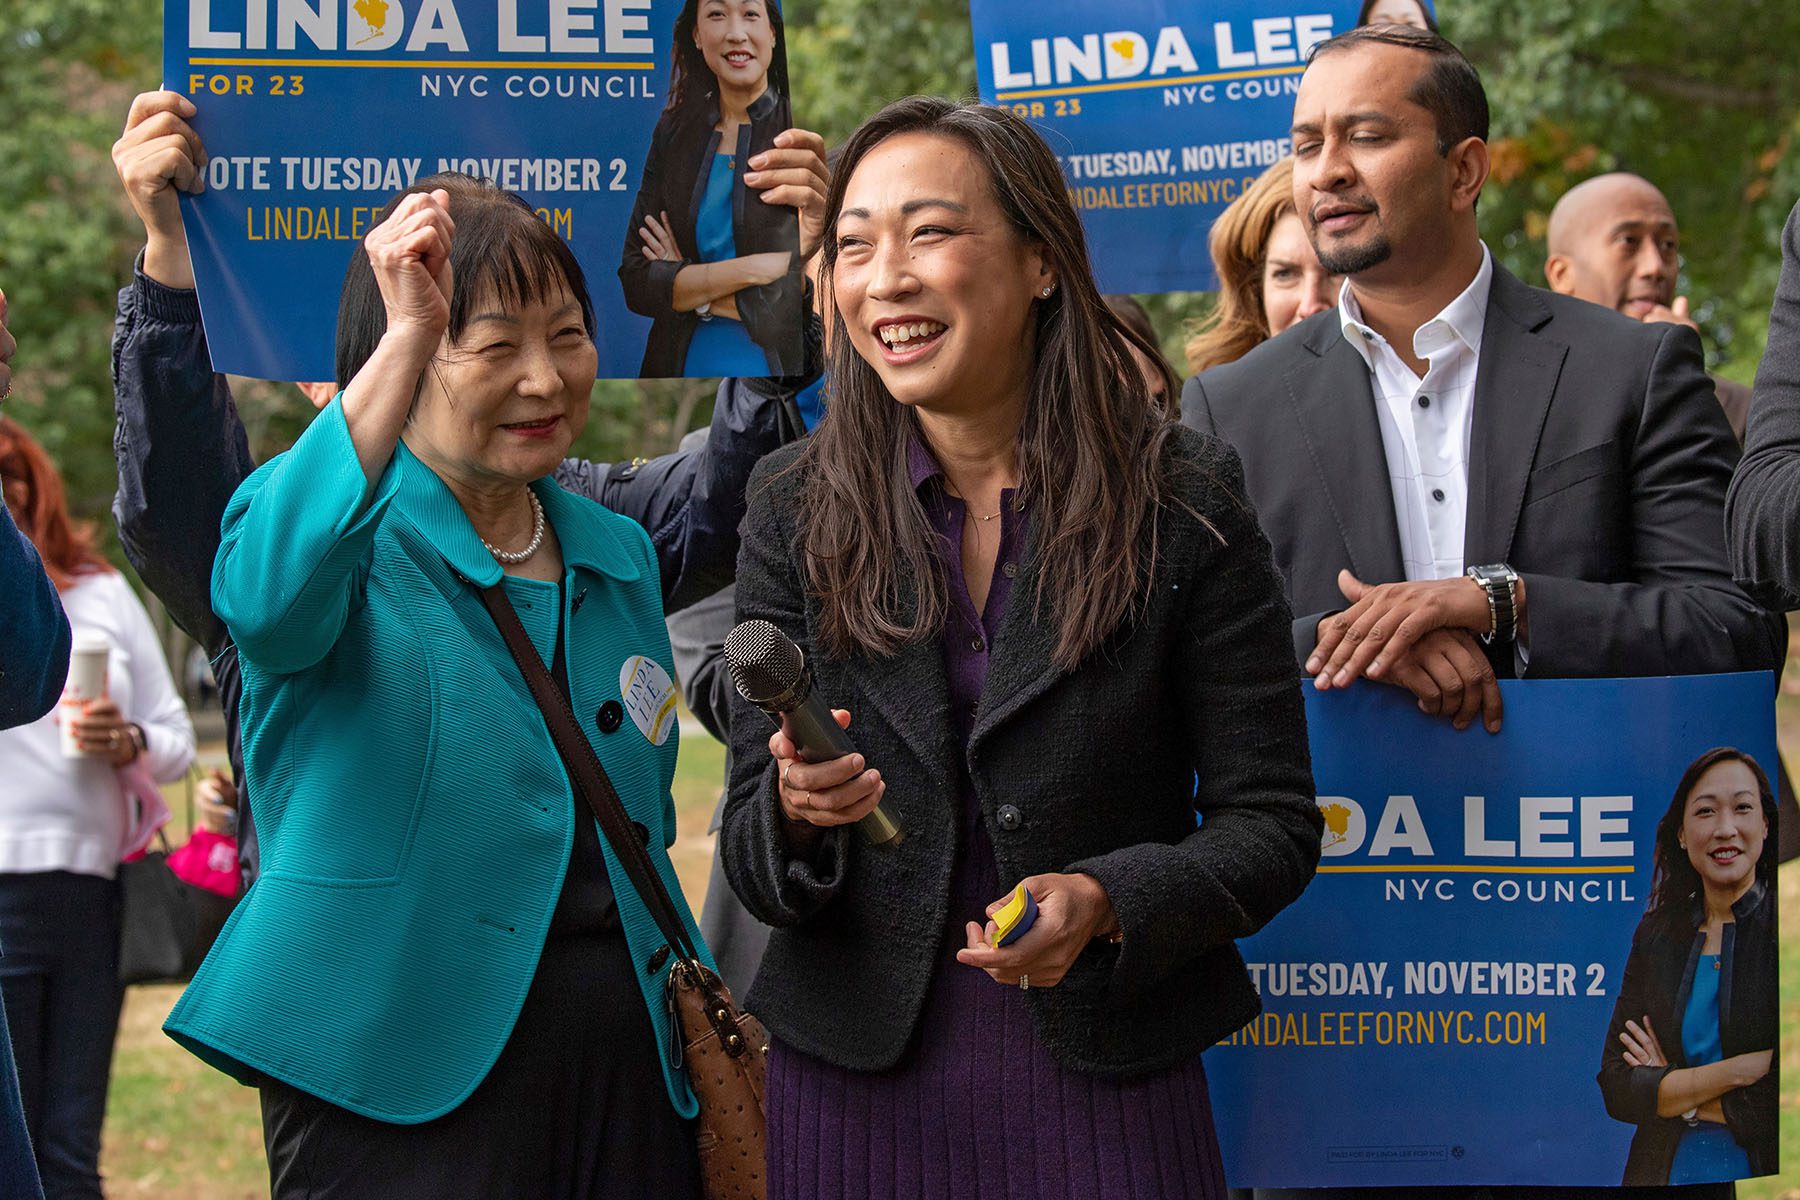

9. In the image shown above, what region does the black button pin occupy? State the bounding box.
[597,701,624,733]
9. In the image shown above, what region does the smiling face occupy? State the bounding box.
[403,282,596,491]
[1261,211,1344,334]
[1291,42,1463,283]
[694,0,774,95]
[1680,758,1769,900]
[831,131,1050,417]
[1361,0,1431,29]
[1547,177,1680,319]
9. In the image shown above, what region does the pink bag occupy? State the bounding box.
[116,758,171,862]
[166,829,242,897]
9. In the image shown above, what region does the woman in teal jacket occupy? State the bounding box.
[166,176,712,1198]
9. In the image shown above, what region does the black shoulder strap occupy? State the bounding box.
[476,582,704,972]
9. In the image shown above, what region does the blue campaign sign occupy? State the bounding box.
[1208,674,1779,1188]
[970,0,1366,294]
[165,0,803,382]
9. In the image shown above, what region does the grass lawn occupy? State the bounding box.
[100,712,1800,1198]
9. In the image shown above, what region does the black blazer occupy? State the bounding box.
[1597,881,1777,1184]
[721,428,1321,1076]
[617,87,804,377]
[1183,261,1783,678]
[1728,198,1800,609]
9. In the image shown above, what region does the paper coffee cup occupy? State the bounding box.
[60,631,111,758]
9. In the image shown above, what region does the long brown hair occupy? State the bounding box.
[662,0,789,118]
[1184,158,1296,374]
[801,96,1183,672]
[0,417,112,590]
[1646,747,1778,915]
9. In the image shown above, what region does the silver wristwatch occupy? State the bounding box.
[1465,563,1521,645]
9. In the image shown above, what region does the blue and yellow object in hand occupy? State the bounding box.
[990,883,1039,948]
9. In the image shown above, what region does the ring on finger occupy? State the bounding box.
[781,763,791,787]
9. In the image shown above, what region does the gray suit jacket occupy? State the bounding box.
[1728,199,1800,610]
[1184,261,1783,679]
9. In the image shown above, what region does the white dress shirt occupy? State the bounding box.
[1338,245,1494,582]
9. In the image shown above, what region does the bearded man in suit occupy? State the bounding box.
[1184,26,1779,766]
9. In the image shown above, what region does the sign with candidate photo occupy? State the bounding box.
[1206,673,1780,1188]
[165,0,806,382]
[970,0,1430,294]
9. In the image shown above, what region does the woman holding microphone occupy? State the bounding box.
[619,0,817,376]
[168,177,711,1197]
[722,96,1321,1199]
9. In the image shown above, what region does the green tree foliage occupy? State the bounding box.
[1446,0,1800,381]
[0,0,161,532]
[0,0,1793,544]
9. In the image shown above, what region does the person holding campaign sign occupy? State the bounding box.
[621,0,819,377]
[165,178,710,1198]
[1598,749,1777,1186]
[1183,24,1777,1199]
[1185,158,1344,374]
[722,95,1319,1200]
[109,90,818,890]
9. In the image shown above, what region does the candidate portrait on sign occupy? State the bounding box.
[1597,747,1777,1186]
[617,0,808,378]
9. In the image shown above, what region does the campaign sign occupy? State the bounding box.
[165,0,804,382]
[1208,674,1779,1188]
[970,0,1365,294]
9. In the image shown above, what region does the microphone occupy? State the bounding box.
[723,619,903,846]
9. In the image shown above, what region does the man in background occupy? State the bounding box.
[1545,173,1752,441]
[1548,174,1800,859]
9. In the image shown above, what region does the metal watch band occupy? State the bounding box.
[1465,563,1519,645]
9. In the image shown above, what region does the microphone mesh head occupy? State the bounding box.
[723,620,806,708]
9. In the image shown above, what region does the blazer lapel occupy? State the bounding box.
[1288,319,1406,584]
[1463,266,1567,566]
[841,588,958,784]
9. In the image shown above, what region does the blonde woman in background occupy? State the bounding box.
[1185,158,1344,374]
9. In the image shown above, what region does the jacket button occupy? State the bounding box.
[597,701,623,733]
[632,820,651,846]
[997,805,1023,831]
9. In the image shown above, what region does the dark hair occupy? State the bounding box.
[1309,25,1486,155]
[1355,0,1438,32]
[664,0,789,119]
[801,96,1188,672]
[1103,295,1155,346]
[335,173,596,385]
[1646,748,1779,915]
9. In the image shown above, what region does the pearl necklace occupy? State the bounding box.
[482,490,546,564]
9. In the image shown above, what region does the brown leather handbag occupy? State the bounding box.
[479,583,769,1200]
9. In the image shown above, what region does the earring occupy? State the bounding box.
[1041,286,1054,298]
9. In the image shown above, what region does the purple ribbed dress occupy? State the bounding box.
[764,441,1228,1200]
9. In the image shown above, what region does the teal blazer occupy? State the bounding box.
[167,398,711,1123]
